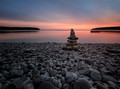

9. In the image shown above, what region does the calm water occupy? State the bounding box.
[0,31,120,43]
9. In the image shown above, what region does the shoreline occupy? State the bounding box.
[0,43,120,89]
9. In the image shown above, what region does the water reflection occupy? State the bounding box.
[0,31,120,43]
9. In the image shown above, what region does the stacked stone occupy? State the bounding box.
[63,29,80,50]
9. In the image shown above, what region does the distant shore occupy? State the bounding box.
[0,26,40,33]
[91,26,120,32]
[0,42,120,89]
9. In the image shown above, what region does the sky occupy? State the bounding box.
[0,0,120,30]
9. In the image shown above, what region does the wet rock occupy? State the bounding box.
[63,83,70,89]
[73,78,92,89]
[97,83,108,89]
[2,71,9,78]
[49,62,54,67]
[33,75,45,89]
[24,83,34,89]
[28,64,34,69]
[58,79,62,88]
[8,79,23,89]
[102,75,117,83]
[41,72,50,79]
[22,77,31,86]
[49,69,57,77]
[59,50,64,54]
[85,59,92,65]
[61,77,65,83]
[65,72,78,83]
[32,69,40,77]
[61,68,67,76]
[107,81,117,89]
[24,49,32,53]
[90,71,101,81]
[10,69,24,77]
[38,81,58,89]
[52,78,59,87]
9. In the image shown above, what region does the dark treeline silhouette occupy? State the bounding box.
[0,26,40,33]
[91,26,120,32]
[0,26,40,30]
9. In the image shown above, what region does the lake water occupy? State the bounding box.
[0,30,120,43]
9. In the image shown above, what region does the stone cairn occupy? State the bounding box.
[63,29,80,50]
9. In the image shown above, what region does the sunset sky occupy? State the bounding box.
[0,0,120,30]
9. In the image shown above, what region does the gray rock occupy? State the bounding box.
[24,83,34,89]
[10,69,24,77]
[97,83,108,89]
[58,79,62,88]
[2,71,9,78]
[49,69,57,77]
[90,71,101,81]
[49,62,54,67]
[61,68,67,76]
[28,64,35,69]
[33,75,45,89]
[63,83,70,89]
[61,77,65,83]
[59,50,64,54]
[73,78,92,89]
[8,79,23,89]
[65,72,78,83]
[22,77,31,86]
[41,72,50,79]
[107,81,116,89]
[102,75,117,83]
[38,81,58,89]
[52,78,59,87]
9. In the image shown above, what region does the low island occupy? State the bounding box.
[91,26,120,32]
[0,26,40,33]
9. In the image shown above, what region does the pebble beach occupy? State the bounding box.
[0,43,120,89]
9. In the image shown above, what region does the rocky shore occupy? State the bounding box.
[0,43,120,89]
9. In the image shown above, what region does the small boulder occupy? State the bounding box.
[73,78,92,89]
[49,69,57,77]
[90,71,101,81]
[65,72,78,83]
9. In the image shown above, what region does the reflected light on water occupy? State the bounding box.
[0,31,120,43]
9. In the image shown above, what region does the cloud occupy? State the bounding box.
[0,0,120,29]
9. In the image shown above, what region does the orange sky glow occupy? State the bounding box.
[0,19,119,30]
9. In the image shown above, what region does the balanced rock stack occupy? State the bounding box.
[63,29,80,50]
